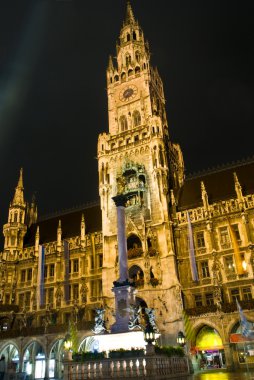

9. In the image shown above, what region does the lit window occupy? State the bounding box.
[201,261,210,278]
[196,232,205,248]
[224,256,235,273]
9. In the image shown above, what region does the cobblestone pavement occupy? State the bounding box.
[179,370,254,380]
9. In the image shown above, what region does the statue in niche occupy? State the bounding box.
[80,278,88,305]
[55,283,63,308]
[129,304,141,330]
[116,176,126,195]
[92,308,107,334]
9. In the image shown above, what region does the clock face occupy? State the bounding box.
[119,85,138,102]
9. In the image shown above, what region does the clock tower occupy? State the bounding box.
[98,2,185,343]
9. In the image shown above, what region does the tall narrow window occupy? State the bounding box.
[220,226,230,248]
[201,261,210,278]
[132,111,141,127]
[196,232,205,248]
[120,116,128,132]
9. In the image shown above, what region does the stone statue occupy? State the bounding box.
[145,308,159,333]
[92,308,107,334]
[116,176,126,195]
[128,304,141,330]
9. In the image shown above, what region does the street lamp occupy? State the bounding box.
[63,333,73,360]
[177,331,186,347]
[144,322,155,355]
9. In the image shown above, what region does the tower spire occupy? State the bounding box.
[125,1,135,25]
[12,168,25,207]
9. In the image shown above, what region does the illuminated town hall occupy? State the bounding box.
[0,2,254,377]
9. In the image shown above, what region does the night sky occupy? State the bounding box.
[0,0,253,248]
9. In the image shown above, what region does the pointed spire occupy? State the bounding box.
[108,55,114,70]
[233,172,243,202]
[12,168,25,207]
[125,1,135,25]
[35,226,40,256]
[81,213,86,248]
[57,220,62,252]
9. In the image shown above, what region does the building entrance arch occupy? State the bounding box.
[195,325,225,370]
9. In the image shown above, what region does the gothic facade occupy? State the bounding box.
[0,2,254,376]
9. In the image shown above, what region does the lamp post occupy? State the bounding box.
[144,322,155,355]
[63,334,73,361]
[177,331,186,347]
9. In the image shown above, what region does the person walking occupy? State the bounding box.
[0,355,6,380]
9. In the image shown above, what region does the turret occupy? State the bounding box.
[81,214,86,248]
[57,220,62,253]
[233,172,244,206]
[3,168,27,256]
[201,181,209,215]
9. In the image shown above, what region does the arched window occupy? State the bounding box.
[127,33,130,42]
[159,145,164,167]
[121,72,126,82]
[119,116,128,132]
[128,69,133,76]
[135,51,140,62]
[14,213,18,223]
[114,75,119,82]
[133,110,141,127]
[133,31,136,40]
[125,54,131,66]
[135,66,140,75]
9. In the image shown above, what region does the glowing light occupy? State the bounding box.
[242,260,247,271]
[196,327,223,350]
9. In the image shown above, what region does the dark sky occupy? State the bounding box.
[0,0,253,247]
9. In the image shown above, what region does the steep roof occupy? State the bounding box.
[178,158,254,210]
[24,201,102,247]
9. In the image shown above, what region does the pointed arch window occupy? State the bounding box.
[114,75,119,82]
[135,66,140,75]
[133,31,137,40]
[14,213,18,223]
[132,110,141,127]
[125,54,131,66]
[121,72,126,82]
[120,115,128,132]
[135,51,141,63]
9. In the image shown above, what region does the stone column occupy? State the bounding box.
[223,343,235,370]
[112,195,128,282]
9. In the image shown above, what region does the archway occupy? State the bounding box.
[49,339,65,379]
[23,341,45,379]
[195,326,225,369]
[127,234,143,259]
[0,344,19,372]
[230,321,254,365]
[129,265,144,288]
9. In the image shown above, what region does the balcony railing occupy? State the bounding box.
[186,299,254,316]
